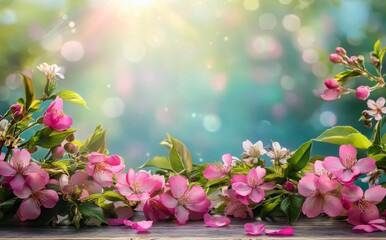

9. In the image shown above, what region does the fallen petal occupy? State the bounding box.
[353,224,376,233]
[265,227,294,235]
[204,214,230,227]
[244,223,265,236]
[125,220,153,232]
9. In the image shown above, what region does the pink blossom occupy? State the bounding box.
[224,190,253,219]
[43,97,72,131]
[321,88,341,101]
[298,174,343,218]
[231,167,275,204]
[115,169,163,201]
[0,148,42,195]
[85,152,125,187]
[324,78,340,89]
[352,219,386,233]
[343,185,386,226]
[335,47,346,56]
[323,145,376,184]
[329,53,344,63]
[367,97,386,121]
[124,220,153,232]
[17,172,59,221]
[203,214,230,227]
[143,195,173,222]
[160,175,210,225]
[244,223,265,236]
[265,227,294,235]
[59,170,103,199]
[203,153,232,180]
[356,86,370,100]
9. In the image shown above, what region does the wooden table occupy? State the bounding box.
[0,216,384,239]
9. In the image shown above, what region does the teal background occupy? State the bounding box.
[0,0,385,167]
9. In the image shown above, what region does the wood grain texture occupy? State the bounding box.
[0,216,385,240]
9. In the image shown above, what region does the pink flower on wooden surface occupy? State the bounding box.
[323,144,375,184]
[43,97,72,131]
[203,214,230,227]
[224,190,253,219]
[124,220,153,232]
[244,223,265,236]
[231,167,275,204]
[342,185,386,227]
[85,152,125,187]
[160,175,210,225]
[298,174,343,218]
[115,169,163,201]
[17,172,59,221]
[353,219,386,233]
[0,148,42,195]
[203,153,232,180]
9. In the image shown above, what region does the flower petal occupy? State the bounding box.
[339,144,357,166]
[341,184,363,203]
[160,193,178,209]
[175,205,189,225]
[203,165,223,180]
[17,198,41,221]
[13,185,32,199]
[323,195,343,217]
[302,196,323,218]
[242,140,252,152]
[88,152,105,164]
[244,223,265,236]
[169,175,188,199]
[25,172,47,192]
[10,173,25,191]
[249,188,264,203]
[10,149,31,170]
[352,224,377,233]
[323,156,344,174]
[204,214,230,227]
[316,175,338,194]
[364,185,386,204]
[125,220,153,232]
[265,227,294,235]
[93,170,113,187]
[185,185,206,203]
[260,181,276,190]
[222,153,233,167]
[0,161,16,176]
[232,182,252,196]
[38,189,59,208]
[353,158,376,174]
[298,174,317,197]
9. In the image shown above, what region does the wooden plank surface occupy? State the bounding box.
[0,216,385,240]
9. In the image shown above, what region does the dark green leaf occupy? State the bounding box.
[55,90,88,109]
[21,73,35,110]
[371,119,383,145]
[34,127,76,148]
[288,140,312,172]
[315,126,372,149]
[140,156,174,172]
[280,195,305,225]
[0,198,17,211]
[260,196,282,218]
[78,202,106,224]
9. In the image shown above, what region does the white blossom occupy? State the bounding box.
[242,140,266,164]
[366,97,386,121]
[267,142,290,165]
[37,63,65,80]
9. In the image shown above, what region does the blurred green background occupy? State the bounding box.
[0,0,385,167]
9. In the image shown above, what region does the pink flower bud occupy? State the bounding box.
[370,56,379,64]
[283,181,295,191]
[355,86,370,100]
[324,78,340,89]
[335,47,346,56]
[64,142,78,154]
[10,104,22,115]
[329,53,343,64]
[52,146,65,159]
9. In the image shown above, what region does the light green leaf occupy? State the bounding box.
[205,178,227,188]
[140,156,174,172]
[374,39,381,54]
[334,70,362,85]
[81,193,104,202]
[21,73,35,110]
[79,125,106,154]
[167,134,193,173]
[56,90,88,109]
[52,161,69,175]
[315,126,372,149]
[280,195,305,225]
[102,191,126,201]
[28,100,42,112]
[288,140,312,172]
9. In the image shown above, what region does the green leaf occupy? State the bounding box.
[260,196,282,219]
[167,134,193,173]
[205,178,227,188]
[280,195,305,225]
[28,100,42,112]
[52,161,69,175]
[265,173,284,182]
[288,140,312,172]
[371,119,383,146]
[79,125,107,154]
[55,90,88,109]
[102,191,126,201]
[334,70,362,85]
[140,156,174,172]
[78,202,106,224]
[315,126,372,149]
[81,193,104,202]
[32,127,76,148]
[374,39,381,54]
[21,73,35,110]
[0,198,17,211]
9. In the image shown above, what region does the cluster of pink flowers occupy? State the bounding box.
[298,144,386,232]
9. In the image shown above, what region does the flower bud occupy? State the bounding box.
[52,146,65,159]
[0,119,8,131]
[355,86,370,100]
[64,142,78,154]
[329,53,343,64]
[10,104,22,115]
[347,57,357,67]
[370,56,379,64]
[364,119,372,128]
[324,78,340,89]
[283,181,295,192]
[335,47,346,56]
[66,133,75,142]
[357,55,364,63]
